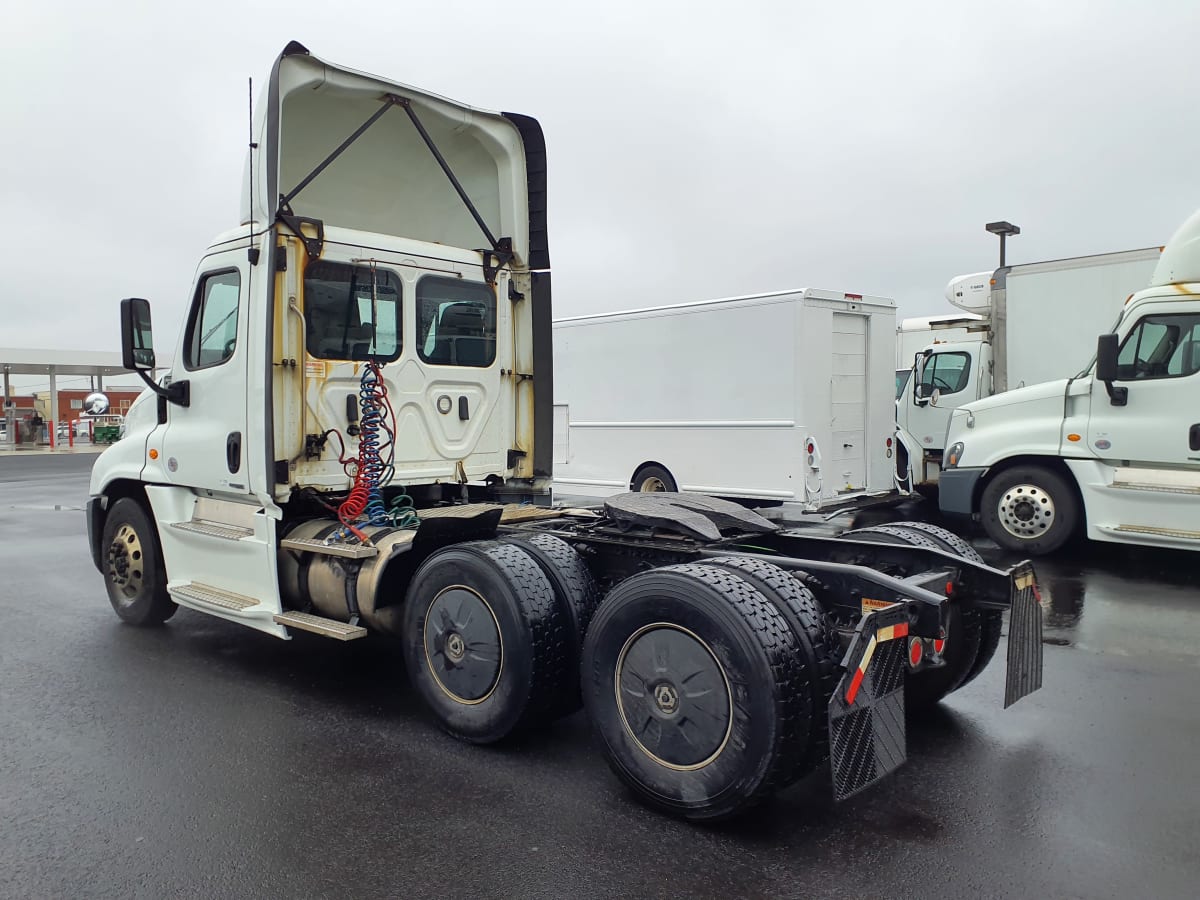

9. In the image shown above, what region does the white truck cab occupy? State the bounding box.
[88,42,552,637]
[940,206,1200,554]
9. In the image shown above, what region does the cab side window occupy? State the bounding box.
[918,351,971,395]
[1116,313,1200,380]
[184,270,241,370]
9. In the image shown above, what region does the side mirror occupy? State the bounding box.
[121,298,156,371]
[1095,333,1127,407]
[1096,333,1119,383]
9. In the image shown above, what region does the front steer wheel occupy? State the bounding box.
[100,497,176,626]
[582,563,810,822]
[979,465,1079,555]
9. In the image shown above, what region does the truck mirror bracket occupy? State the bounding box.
[1103,381,1128,407]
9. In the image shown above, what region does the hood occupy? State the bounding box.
[960,377,1070,415]
[240,42,548,269]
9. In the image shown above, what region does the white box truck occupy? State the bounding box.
[552,289,897,509]
[896,247,1161,491]
[940,206,1200,555]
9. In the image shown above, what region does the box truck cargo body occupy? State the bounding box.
[553,289,897,508]
[897,248,1161,490]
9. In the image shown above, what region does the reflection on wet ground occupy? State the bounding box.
[980,539,1200,664]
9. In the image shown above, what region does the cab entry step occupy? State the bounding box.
[274,611,367,641]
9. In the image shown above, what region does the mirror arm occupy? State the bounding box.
[134,369,190,408]
[1102,379,1127,407]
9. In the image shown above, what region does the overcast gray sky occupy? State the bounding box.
[3,0,1199,392]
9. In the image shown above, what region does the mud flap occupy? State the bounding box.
[1004,563,1044,708]
[828,603,911,801]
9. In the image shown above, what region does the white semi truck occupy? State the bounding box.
[86,42,1044,822]
[940,208,1200,555]
[552,290,897,509]
[896,248,1161,492]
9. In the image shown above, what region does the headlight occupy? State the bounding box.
[945,442,965,468]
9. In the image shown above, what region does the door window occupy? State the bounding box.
[917,351,971,396]
[304,261,402,361]
[184,271,241,370]
[417,277,497,367]
[1116,313,1200,380]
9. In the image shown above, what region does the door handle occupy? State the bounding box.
[227,431,242,474]
[1190,424,1200,452]
[458,396,470,421]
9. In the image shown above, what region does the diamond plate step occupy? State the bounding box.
[171,520,255,540]
[280,536,378,559]
[170,582,259,611]
[273,611,367,640]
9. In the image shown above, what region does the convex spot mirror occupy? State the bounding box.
[121,298,156,371]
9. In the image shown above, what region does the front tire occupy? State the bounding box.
[101,497,176,626]
[980,465,1079,555]
[582,564,809,821]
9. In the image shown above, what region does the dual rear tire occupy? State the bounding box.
[401,538,598,744]
[844,522,1003,710]
[581,560,837,821]
[403,543,839,821]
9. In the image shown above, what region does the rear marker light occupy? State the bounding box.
[908,638,923,667]
[933,637,946,655]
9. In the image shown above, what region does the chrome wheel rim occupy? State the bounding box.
[106,524,144,606]
[997,484,1056,539]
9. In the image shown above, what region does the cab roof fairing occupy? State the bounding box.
[238,42,549,270]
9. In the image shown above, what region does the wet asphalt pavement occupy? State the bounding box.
[2,454,1198,899]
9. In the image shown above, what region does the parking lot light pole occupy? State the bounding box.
[986,220,1021,267]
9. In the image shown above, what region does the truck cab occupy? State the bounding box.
[939,206,1200,554]
[895,332,988,490]
[88,41,552,637]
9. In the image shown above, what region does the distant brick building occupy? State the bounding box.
[32,388,144,423]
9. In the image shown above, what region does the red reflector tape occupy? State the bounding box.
[845,667,865,705]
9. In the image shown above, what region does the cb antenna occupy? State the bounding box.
[247,77,260,266]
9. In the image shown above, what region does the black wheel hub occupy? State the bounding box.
[1013,500,1036,522]
[616,625,731,769]
[424,587,502,704]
